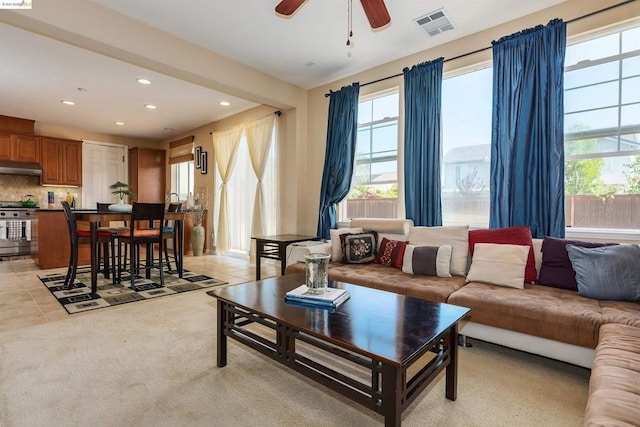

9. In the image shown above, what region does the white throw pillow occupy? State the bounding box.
[402,245,452,277]
[329,227,364,261]
[466,243,530,289]
[408,226,469,276]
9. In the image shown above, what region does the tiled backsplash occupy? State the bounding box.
[0,175,81,207]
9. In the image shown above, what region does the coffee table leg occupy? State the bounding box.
[445,323,459,400]
[217,300,227,367]
[381,363,402,427]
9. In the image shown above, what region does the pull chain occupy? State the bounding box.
[346,0,353,46]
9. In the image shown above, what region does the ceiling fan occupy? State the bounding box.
[275,0,391,30]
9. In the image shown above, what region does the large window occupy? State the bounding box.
[441,66,493,227]
[564,23,640,229]
[341,90,399,220]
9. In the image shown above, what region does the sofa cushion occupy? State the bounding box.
[285,262,467,302]
[402,244,452,277]
[584,323,640,427]
[599,300,640,328]
[408,226,469,276]
[374,238,407,269]
[466,243,530,289]
[567,244,640,302]
[468,226,537,284]
[329,227,363,261]
[447,281,604,347]
[538,236,617,291]
[340,232,378,264]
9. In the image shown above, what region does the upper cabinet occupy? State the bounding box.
[41,137,83,186]
[0,133,41,163]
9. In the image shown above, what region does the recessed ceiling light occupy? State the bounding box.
[61,100,75,106]
[115,121,125,126]
[137,78,151,85]
[164,127,175,132]
[220,101,230,106]
[77,87,88,93]
[144,104,157,110]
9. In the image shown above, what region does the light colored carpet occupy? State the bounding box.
[0,289,590,427]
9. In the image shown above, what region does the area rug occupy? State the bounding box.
[38,266,227,314]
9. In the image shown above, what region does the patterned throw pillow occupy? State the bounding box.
[340,232,378,264]
[374,238,408,269]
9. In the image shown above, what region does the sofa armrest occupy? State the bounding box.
[285,241,332,266]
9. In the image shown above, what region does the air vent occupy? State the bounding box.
[415,9,454,37]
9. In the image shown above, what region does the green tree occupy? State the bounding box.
[624,156,640,193]
[564,136,604,196]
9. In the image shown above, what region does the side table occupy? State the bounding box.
[252,234,321,280]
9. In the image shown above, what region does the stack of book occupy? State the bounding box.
[285,285,350,309]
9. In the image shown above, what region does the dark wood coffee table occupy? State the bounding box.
[207,274,470,427]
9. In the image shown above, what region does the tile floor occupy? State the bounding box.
[0,254,279,334]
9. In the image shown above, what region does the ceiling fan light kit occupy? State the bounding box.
[275,0,390,29]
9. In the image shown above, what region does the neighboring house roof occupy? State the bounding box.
[444,144,491,164]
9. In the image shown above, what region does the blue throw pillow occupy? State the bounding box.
[566,244,640,301]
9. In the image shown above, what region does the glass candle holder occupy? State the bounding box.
[304,252,330,295]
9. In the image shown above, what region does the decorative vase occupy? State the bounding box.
[191,224,205,256]
[108,199,132,212]
[304,252,330,294]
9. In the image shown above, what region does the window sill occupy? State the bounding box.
[565,228,640,243]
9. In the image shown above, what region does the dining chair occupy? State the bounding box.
[162,202,182,271]
[61,201,113,290]
[116,202,166,290]
[96,202,129,282]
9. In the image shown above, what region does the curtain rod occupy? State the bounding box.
[324,0,637,97]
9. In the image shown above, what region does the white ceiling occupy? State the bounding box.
[0,0,567,140]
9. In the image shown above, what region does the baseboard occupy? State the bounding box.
[460,322,595,369]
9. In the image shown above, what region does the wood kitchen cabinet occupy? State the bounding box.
[128,147,166,202]
[0,132,41,163]
[41,137,83,186]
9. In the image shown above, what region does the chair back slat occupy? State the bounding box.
[131,202,165,231]
[61,201,78,242]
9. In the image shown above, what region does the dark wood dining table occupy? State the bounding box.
[74,210,186,294]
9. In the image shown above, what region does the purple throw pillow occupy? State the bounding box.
[537,236,617,291]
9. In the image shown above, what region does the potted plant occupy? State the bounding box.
[108,181,135,212]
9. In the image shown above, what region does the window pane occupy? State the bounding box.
[622,103,640,127]
[372,92,399,121]
[621,76,640,104]
[357,99,372,124]
[566,154,640,229]
[565,81,619,113]
[565,61,618,89]
[442,67,492,227]
[565,107,619,132]
[623,56,640,78]
[565,33,619,66]
[371,123,397,152]
[622,26,640,53]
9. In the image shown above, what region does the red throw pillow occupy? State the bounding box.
[374,238,408,269]
[468,226,537,283]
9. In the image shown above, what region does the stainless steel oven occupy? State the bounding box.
[0,202,38,259]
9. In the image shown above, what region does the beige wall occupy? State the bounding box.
[35,123,158,149]
[302,0,640,235]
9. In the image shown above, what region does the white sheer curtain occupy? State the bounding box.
[212,126,243,253]
[245,115,276,260]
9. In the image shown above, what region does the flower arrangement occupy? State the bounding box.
[189,205,208,226]
[109,181,135,202]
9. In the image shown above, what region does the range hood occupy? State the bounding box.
[0,161,42,176]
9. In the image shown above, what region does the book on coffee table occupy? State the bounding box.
[285,285,350,308]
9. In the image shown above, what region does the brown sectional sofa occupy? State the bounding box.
[284,219,640,425]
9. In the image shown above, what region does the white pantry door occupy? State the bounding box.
[81,140,128,209]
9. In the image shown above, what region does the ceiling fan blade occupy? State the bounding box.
[360,0,391,29]
[275,0,307,17]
